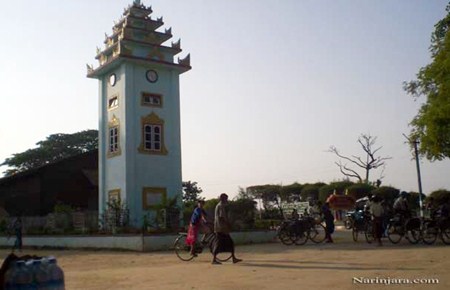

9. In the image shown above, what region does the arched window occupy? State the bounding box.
[144,124,162,151]
[107,115,121,158]
[138,112,167,155]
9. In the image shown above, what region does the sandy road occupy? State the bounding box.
[1,231,449,290]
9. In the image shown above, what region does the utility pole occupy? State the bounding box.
[413,140,424,218]
[403,134,424,218]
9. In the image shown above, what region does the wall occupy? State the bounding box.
[0,231,277,252]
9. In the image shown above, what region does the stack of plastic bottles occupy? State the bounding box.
[4,256,64,290]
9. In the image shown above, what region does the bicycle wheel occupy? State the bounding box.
[422,221,438,245]
[406,229,421,244]
[440,225,450,245]
[293,230,308,245]
[174,234,195,262]
[364,223,374,244]
[344,218,353,229]
[277,227,294,245]
[387,223,403,244]
[352,227,359,242]
[309,223,326,243]
[405,218,421,244]
[216,252,233,262]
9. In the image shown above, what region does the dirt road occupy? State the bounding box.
[1,231,449,290]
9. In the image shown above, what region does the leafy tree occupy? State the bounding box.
[247,184,282,208]
[329,134,391,183]
[408,191,426,212]
[228,199,257,230]
[318,184,334,203]
[234,186,253,200]
[182,181,203,203]
[329,180,354,194]
[280,183,303,201]
[300,184,321,201]
[204,198,219,211]
[1,130,98,176]
[403,4,450,160]
[247,184,283,219]
[371,186,400,206]
[346,183,374,200]
[428,189,450,205]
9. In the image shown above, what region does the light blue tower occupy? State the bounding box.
[87,0,191,228]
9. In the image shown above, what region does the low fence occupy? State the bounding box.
[1,212,99,235]
[1,210,183,235]
[0,230,278,252]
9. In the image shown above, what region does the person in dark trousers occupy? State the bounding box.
[211,193,242,265]
[12,216,23,253]
[370,195,384,246]
[291,208,299,220]
[322,202,334,243]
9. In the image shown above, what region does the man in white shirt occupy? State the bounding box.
[370,195,384,246]
[211,193,242,265]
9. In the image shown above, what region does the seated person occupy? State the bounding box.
[291,208,299,220]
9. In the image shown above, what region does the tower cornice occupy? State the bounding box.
[95,39,182,60]
[87,54,191,79]
[88,1,190,77]
[113,15,164,32]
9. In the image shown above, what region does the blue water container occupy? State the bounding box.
[47,257,64,290]
[32,259,51,290]
[14,260,33,290]
[4,260,19,290]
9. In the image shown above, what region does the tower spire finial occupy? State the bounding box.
[134,0,141,5]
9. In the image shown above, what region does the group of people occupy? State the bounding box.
[365,191,417,246]
[186,193,242,265]
[365,191,450,246]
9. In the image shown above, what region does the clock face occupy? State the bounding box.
[146,70,158,83]
[109,74,116,86]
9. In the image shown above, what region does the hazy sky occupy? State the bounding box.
[1,0,449,200]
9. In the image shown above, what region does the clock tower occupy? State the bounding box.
[87,0,191,228]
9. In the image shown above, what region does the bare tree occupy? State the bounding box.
[329,134,391,184]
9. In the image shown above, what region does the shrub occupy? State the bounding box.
[254,219,280,230]
[100,198,130,232]
[280,183,303,201]
[347,183,375,200]
[228,199,257,230]
[408,191,426,211]
[329,180,354,194]
[318,185,334,203]
[301,184,321,201]
[371,186,400,206]
[428,190,450,205]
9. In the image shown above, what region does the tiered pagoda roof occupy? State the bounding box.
[87,0,191,78]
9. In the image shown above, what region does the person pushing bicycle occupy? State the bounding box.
[186,200,208,257]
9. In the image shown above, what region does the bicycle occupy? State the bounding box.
[277,214,326,245]
[300,214,326,244]
[173,226,232,262]
[344,210,355,229]
[420,216,450,245]
[386,214,421,244]
[277,219,296,245]
[351,210,374,243]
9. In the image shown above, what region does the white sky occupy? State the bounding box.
[0,0,449,200]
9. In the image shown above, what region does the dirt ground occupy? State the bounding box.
[1,230,449,290]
